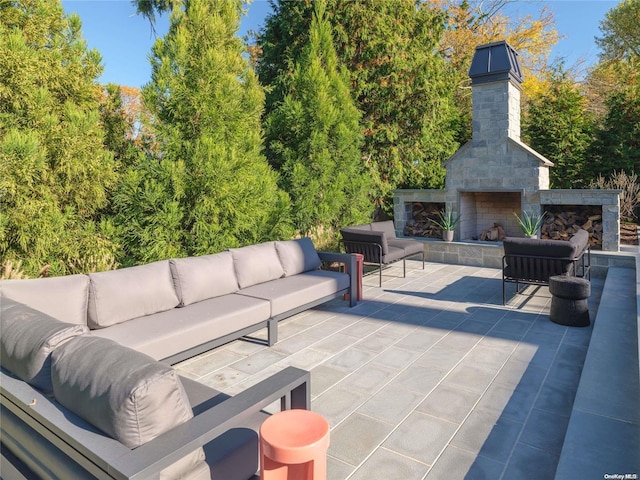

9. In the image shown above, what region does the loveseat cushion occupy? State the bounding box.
[0,274,90,325]
[51,336,208,478]
[87,261,179,329]
[569,229,589,257]
[0,297,88,392]
[170,252,239,306]
[275,238,322,277]
[371,220,397,239]
[230,242,284,289]
[340,228,389,256]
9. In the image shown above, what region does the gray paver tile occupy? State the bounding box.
[372,345,423,370]
[337,363,398,394]
[348,447,429,480]
[424,445,505,480]
[310,364,348,397]
[176,349,245,378]
[417,383,482,424]
[519,408,570,454]
[415,343,467,370]
[313,385,369,426]
[229,349,287,375]
[394,328,445,351]
[312,332,359,354]
[391,363,448,394]
[383,412,458,465]
[327,455,355,480]
[271,333,318,355]
[533,379,578,418]
[323,347,376,372]
[357,384,424,424]
[354,331,399,353]
[451,410,522,462]
[327,413,394,466]
[441,363,496,394]
[502,443,560,480]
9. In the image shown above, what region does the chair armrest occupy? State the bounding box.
[114,366,310,480]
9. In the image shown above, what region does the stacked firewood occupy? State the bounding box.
[540,207,603,248]
[404,202,444,238]
[480,223,506,241]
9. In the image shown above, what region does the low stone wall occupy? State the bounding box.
[411,237,635,277]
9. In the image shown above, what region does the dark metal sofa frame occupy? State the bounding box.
[340,240,425,287]
[1,366,310,480]
[502,246,591,305]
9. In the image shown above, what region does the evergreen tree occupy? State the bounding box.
[0,0,118,276]
[137,0,292,256]
[523,67,594,188]
[257,0,458,215]
[265,0,371,236]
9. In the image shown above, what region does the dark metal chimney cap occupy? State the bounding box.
[468,40,523,85]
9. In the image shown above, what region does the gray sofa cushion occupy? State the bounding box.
[237,270,350,317]
[340,228,388,256]
[91,294,271,361]
[387,238,424,257]
[170,252,239,306]
[0,297,88,392]
[371,220,397,239]
[275,238,322,277]
[0,274,89,325]
[88,261,179,329]
[51,336,207,478]
[230,242,284,289]
[569,229,589,256]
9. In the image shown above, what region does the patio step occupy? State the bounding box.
[555,267,640,478]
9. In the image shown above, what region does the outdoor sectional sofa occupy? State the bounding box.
[502,229,591,304]
[0,237,357,479]
[340,220,425,286]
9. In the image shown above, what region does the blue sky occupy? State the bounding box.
[61,0,618,89]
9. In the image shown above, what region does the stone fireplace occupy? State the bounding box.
[394,41,621,252]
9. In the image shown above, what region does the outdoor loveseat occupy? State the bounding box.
[340,220,425,286]
[0,237,357,479]
[502,229,591,304]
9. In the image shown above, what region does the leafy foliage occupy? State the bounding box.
[595,0,640,63]
[0,0,118,276]
[126,0,293,260]
[257,0,459,214]
[264,0,372,236]
[522,66,594,188]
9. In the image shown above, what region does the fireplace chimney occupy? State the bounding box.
[468,41,523,143]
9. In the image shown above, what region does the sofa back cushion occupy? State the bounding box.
[503,237,577,259]
[87,261,179,329]
[275,238,322,277]
[371,220,397,240]
[0,274,90,325]
[170,252,239,306]
[52,336,207,477]
[0,297,88,392]
[569,229,589,257]
[230,242,285,289]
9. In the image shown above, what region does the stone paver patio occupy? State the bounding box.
[175,260,604,480]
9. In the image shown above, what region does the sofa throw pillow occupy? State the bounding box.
[0,297,89,392]
[275,238,322,277]
[0,274,90,325]
[51,336,207,478]
[87,261,179,329]
[170,252,239,306]
[230,242,285,289]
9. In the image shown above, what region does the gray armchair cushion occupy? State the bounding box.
[569,229,589,257]
[0,297,88,392]
[275,238,322,277]
[230,242,284,289]
[371,220,397,239]
[170,252,239,306]
[0,274,89,325]
[340,228,388,255]
[51,336,207,478]
[87,261,179,329]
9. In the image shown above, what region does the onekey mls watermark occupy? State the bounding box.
[604,474,638,479]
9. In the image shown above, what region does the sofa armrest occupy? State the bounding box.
[113,366,310,480]
[1,366,310,480]
[317,251,358,307]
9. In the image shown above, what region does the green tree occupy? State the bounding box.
[523,66,594,188]
[257,0,459,215]
[0,0,118,276]
[137,0,292,257]
[595,0,640,63]
[265,0,371,236]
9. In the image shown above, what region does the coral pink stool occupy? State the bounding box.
[259,409,330,480]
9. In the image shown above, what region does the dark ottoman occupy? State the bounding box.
[549,275,591,327]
